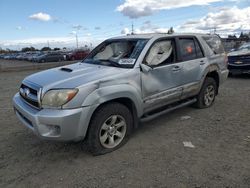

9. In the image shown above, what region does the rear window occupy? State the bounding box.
[202,35,224,54]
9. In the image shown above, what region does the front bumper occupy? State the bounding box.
[13,93,95,141]
[228,63,250,74]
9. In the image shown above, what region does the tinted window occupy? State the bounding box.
[179,38,197,61]
[202,35,224,54]
[195,39,204,58]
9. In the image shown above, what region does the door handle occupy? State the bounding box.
[200,60,205,65]
[172,66,181,72]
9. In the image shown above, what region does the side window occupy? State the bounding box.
[145,39,175,66]
[179,38,196,61]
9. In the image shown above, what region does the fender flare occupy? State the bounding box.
[82,84,144,117]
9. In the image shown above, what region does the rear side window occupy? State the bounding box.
[179,38,203,61]
[202,35,224,54]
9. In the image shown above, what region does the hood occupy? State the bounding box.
[24,62,129,89]
[228,49,250,57]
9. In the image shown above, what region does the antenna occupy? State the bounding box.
[213,26,216,34]
[131,22,134,35]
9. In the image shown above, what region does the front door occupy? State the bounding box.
[141,38,183,112]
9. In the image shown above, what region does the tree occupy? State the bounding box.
[228,35,237,39]
[53,47,60,51]
[41,47,51,51]
[239,32,249,40]
[167,27,174,34]
[21,46,36,52]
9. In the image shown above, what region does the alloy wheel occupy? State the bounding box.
[99,115,127,149]
[204,85,215,106]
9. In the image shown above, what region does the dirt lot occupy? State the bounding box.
[0,68,250,187]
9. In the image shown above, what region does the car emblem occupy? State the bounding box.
[21,88,30,97]
[235,61,243,64]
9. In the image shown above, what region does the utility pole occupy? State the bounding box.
[75,33,79,49]
[213,26,217,34]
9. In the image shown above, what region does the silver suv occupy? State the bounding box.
[13,33,229,155]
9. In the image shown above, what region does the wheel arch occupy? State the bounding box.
[92,97,139,128]
[83,97,140,143]
[205,70,219,94]
[200,65,220,95]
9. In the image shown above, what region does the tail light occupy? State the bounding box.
[224,54,228,68]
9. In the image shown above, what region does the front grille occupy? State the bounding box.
[19,83,40,109]
[228,55,250,64]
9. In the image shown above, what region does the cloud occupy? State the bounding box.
[121,28,130,35]
[16,26,24,30]
[122,21,170,34]
[29,12,51,21]
[121,6,250,36]
[179,6,250,35]
[0,36,104,50]
[117,0,222,18]
[72,24,82,30]
[72,24,88,31]
[95,26,101,30]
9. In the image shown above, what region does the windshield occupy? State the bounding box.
[83,39,148,68]
[238,42,250,51]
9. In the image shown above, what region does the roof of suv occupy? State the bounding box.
[110,33,216,40]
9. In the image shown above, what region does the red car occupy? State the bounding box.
[67,50,90,61]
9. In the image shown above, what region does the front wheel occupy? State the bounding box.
[194,77,217,108]
[86,103,133,155]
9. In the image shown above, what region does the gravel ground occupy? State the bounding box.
[0,59,77,72]
[0,69,250,188]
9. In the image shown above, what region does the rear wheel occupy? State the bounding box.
[87,103,133,155]
[194,77,217,108]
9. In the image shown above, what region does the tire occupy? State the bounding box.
[194,77,217,109]
[86,102,133,155]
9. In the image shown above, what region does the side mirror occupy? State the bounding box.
[140,63,152,73]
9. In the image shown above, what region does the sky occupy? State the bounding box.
[0,0,249,50]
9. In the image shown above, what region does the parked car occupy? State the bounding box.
[29,52,44,62]
[66,50,89,61]
[228,42,250,75]
[13,33,228,155]
[33,52,64,63]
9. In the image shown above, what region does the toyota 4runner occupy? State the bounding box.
[13,33,229,155]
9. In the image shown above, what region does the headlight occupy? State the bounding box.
[42,89,78,108]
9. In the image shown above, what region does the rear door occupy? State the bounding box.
[176,36,207,99]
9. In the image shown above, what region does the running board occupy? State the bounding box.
[140,98,197,122]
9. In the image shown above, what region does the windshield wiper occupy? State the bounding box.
[98,59,122,67]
